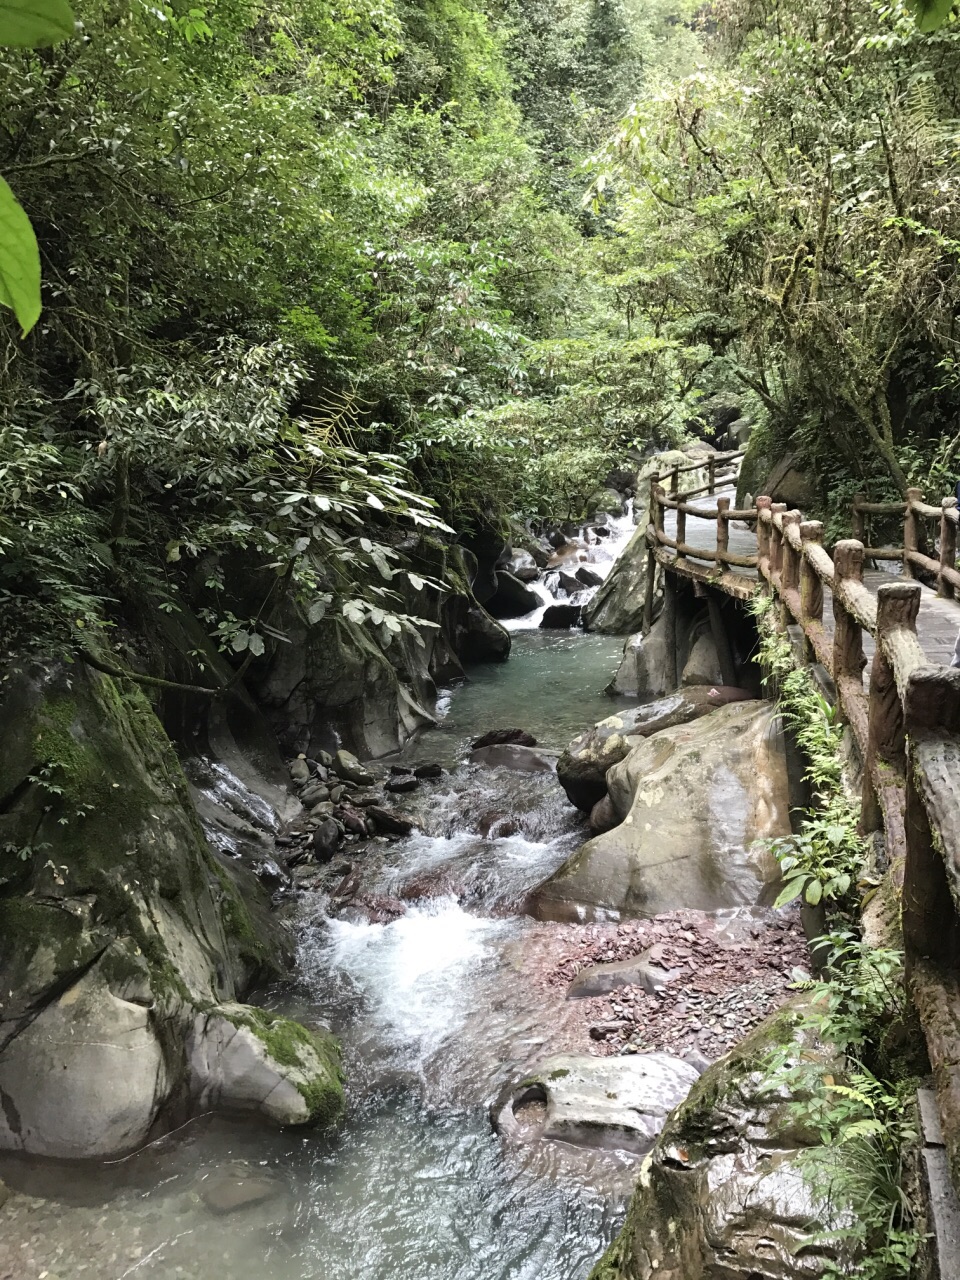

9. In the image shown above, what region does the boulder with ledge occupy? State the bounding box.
[533,701,792,921]
[557,686,754,811]
[494,1052,699,1155]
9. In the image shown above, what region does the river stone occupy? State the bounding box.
[533,701,790,921]
[567,952,680,998]
[590,1000,855,1280]
[333,749,374,787]
[366,805,415,836]
[487,571,542,620]
[470,744,558,773]
[557,686,754,811]
[414,762,443,779]
[506,549,541,582]
[200,1164,282,1215]
[495,1053,699,1155]
[590,794,618,834]
[576,565,603,588]
[472,728,538,749]
[385,774,419,793]
[540,604,583,629]
[289,756,311,784]
[187,1003,344,1128]
[311,818,341,859]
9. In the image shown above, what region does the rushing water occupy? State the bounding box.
[0,519,642,1280]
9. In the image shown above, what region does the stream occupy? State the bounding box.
[0,518,646,1280]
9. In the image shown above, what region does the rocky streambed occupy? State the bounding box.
[0,444,845,1280]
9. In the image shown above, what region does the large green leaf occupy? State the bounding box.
[0,175,41,336]
[0,0,74,46]
[906,0,954,32]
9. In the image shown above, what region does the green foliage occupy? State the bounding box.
[0,0,73,45]
[765,933,923,1278]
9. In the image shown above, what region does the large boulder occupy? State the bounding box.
[187,1004,344,1128]
[470,744,557,773]
[585,488,625,519]
[590,1001,855,1280]
[557,687,755,811]
[606,614,673,699]
[762,453,816,512]
[486,571,543,620]
[494,1053,700,1155]
[0,666,332,1159]
[532,701,792,921]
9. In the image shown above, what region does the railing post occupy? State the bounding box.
[852,493,866,544]
[756,495,772,589]
[716,496,730,567]
[676,503,686,565]
[799,521,824,622]
[669,465,679,498]
[781,511,801,592]
[769,502,787,578]
[708,455,716,496]
[860,582,917,831]
[939,497,958,600]
[652,482,665,539]
[832,539,866,685]
[903,487,923,580]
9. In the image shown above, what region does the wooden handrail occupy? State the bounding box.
[644,453,960,1195]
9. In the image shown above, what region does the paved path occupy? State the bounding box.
[661,486,960,666]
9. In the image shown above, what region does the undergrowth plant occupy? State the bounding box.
[764,933,923,1279]
[751,592,924,1278]
[751,592,867,919]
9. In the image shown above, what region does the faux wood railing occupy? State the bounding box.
[643,457,960,1190]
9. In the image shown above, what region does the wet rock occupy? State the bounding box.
[188,1004,344,1128]
[478,811,521,839]
[557,687,754,810]
[389,764,414,775]
[576,566,603,588]
[592,1001,855,1279]
[299,783,330,808]
[533,701,791,921]
[539,604,583,629]
[289,756,311,784]
[365,805,415,836]
[200,1166,281,1215]
[308,800,335,820]
[332,866,361,901]
[470,744,557,774]
[311,818,341,860]
[472,728,538,749]
[589,794,618,834]
[494,1052,699,1155]
[557,570,582,596]
[329,784,345,804]
[506,549,541,582]
[333,749,375,787]
[487,571,543,620]
[339,805,368,836]
[461,605,511,663]
[251,858,289,891]
[585,488,625,518]
[385,774,419,794]
[414,762,443,779]
[568,952,679,999]
[305,758,327,779]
